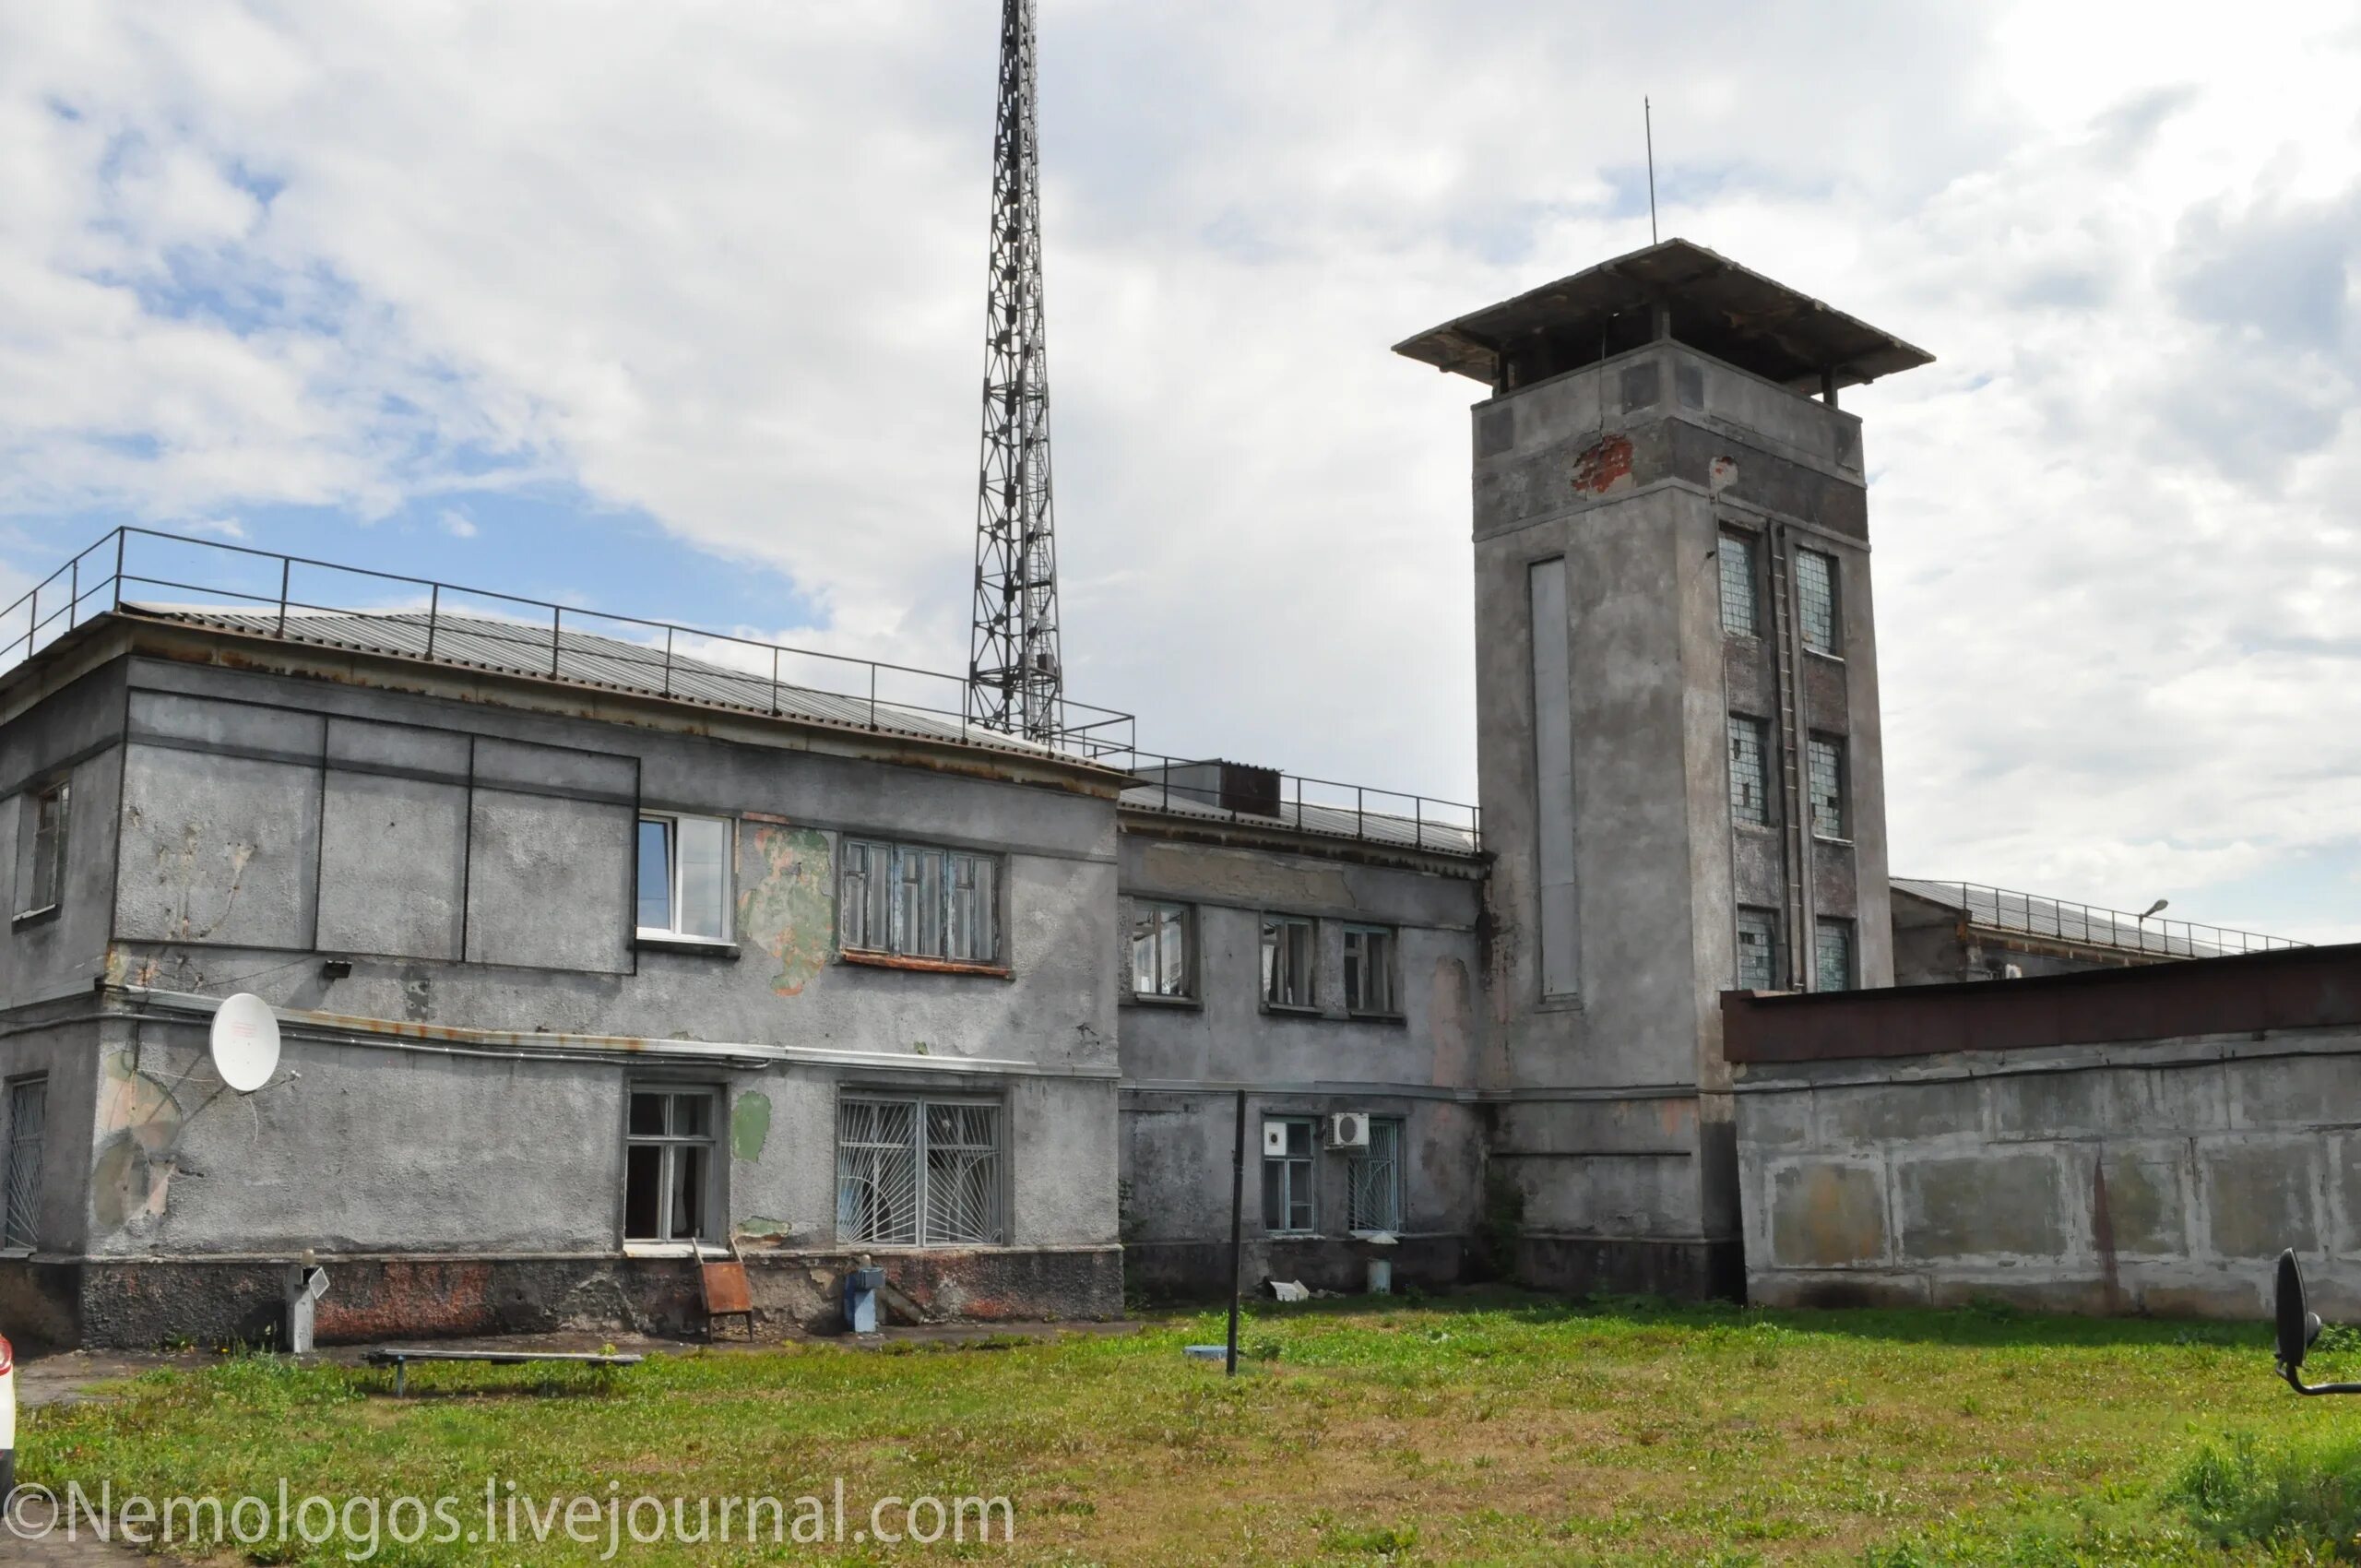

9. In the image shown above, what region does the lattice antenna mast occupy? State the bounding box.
[967,0,1064,742]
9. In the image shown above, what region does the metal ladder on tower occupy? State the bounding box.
[1767,532,1810,990]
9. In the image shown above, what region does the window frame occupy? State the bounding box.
[1259,914,1318,1012]
[1128,899,1194,1003]
[1807,733,1849,842]
[1797,548,1842,657]
[1261,1116,1317,1235]
[1347,1116,1405,1234]
[1814,917,1856,993]
[834,1092,1006,1248]
[635,811,735,946]
[839,837,1004,971]
[4,1074,46,1253]
[13,778,69,926]
[1726,715,1772,827]
[621,1083,722,1250]
[1343,924,1401,1017]
[1735,907,1782,992]
[1717,530,1761,639]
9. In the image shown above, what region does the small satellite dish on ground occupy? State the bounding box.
[210,992,281,1093]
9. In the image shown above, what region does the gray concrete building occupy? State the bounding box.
[0,238,2322,1345]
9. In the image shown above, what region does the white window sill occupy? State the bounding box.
[11,904,59,931]
[621,1241,732,1260]
[1805,647,1845,664]
[1124,991,1200,1009]
[1260,1003,1323,1018]
[1811,834,1856,849]
[635,932,741,958]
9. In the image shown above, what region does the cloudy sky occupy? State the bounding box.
[3,2,2356,943]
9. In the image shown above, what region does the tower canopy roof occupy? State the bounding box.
[1394,238,1933,396]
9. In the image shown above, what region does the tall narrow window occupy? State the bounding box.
[1727,716,1771,826]
[835,1096,1003,1245]
[636,814,732,941]
[1130,901,1192,999]
[1347,1117,1404,1233]
[1815,918,1855,992]
[1718,533,1759,637]
[15,780,68,921]
[1262,1118,1315,1233]
[1529,557,1580,998]
[4,1077,45,1251]
[1736,908,1781,992]
[841,839,1001,965]
[1807,735,1847,839]
[1261,916,1316,1008]
[1797,549,1840,654]
[623,1086,717,1244]
[1344,925,1398,1016]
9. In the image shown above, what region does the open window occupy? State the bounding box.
[623,1085,718,1246]
[13,779,68,924]
[1261,916,1316,1009]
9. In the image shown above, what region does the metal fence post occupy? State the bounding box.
[769,646,781,717]
[1414,797,1423,850]
[276,558,291,637]
[424,584,440,661]
[868,664,878,731]
[659,625,671,695]
[552,608,564,679]
[67,559,77,635]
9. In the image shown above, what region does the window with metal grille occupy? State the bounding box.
[841,839,1000,964]
[1261,915,1315,1008]
[836,1096,1003,1246]
[1718,533,1759,637]
[1736,908,1780,992]
[1262,1117,1315,1233]
[1727,716,1771,826]
[14,780,68,922]
[1797,549,1840,654]
[1130,900,1192,999]
[1808,735,1846,839]
[623,1086,718,1243]
[1344,925,1398,1016]
[1347,1117,1404,1233]
[1815,918,1855,992]
[4,1077,44,1251]
[636,813,732,941]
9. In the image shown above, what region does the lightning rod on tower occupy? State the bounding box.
[967,0,1065,742]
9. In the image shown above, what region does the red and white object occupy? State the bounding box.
[0,1332,16,1499]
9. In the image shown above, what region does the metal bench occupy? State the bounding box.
[363,1348,642,1396]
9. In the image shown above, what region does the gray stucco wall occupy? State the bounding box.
[1736,1028,2361,1317]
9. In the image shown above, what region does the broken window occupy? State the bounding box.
[1808,735,1847,839]
[636,813,732,941]
[1797,549,1840,655]
[1736,908,1781,992]
[1344,925,1398,1016]
[1261,915,1316,1008]
[1347,1117,1404,1233]
[840,839,1000,965]
[835,1095,1003,1246]
[1815,918,1855,992]
[15,779,68,922]
[1727,716,1771,826]
[623,1086,717,1244]
[1718,532,1759,637]
[4,1076,45,1251]
[1262,1117,1315,1233]
[1130,900,1192,999]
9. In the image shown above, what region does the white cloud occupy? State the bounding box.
[0,1,2356,939]
[438,508,477,540]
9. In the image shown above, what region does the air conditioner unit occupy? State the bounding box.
[1326,1111,1370,1150]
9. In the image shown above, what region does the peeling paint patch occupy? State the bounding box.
[93,1049,184,1232]
[1572,433,1635,494]
[736,825,833,996]
[736,1215,790,1239]
[731,1091,771,1161]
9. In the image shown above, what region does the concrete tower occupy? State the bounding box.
[1396,240,1933,1296]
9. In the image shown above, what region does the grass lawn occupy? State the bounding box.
[23,1290,2361,1566]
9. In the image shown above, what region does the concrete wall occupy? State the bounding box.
[1730,947,2361,1317]
[1112,820,1486,1296]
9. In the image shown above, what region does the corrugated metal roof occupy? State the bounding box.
[124,603,1072,762]
[1890,877,2296,959]
[1118,782,1480,858]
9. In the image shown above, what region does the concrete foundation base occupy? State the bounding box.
[1513,1234,1745,1302]
[7,1246,1126,1350]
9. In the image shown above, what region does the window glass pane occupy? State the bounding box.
[1815,920,1853,992]
[1285,1120,1311,1158]
[623,1145,663,1239]
[1157,906,1187,995]
[841,842,872,948]
[1261,1159,1284,1229]
[677,817,730,939]
[636,819,673,932]
[672,1091,712,1140]
[1808,738,1845,838]
[836,1099,919,1245]
[628,1091,667,1136]
[1737,909,1779,991]
[1260,920,1281,1002]
[5,1078,46,1250]
[669,1145,706,1241]
[1727,718,1770,826]
[1797,550,1839,653]
[1131,907,1157,993]
[1718,535,1758,636]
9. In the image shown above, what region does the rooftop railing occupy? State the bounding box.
[1105,749,1482,856]
[1,526,1136,757]
[1926,879,2305,959]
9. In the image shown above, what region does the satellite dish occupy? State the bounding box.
[209,992,281,1093]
